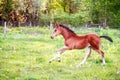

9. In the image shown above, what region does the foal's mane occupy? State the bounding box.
[59,24,76,34]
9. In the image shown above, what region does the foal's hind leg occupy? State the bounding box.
[77,46,91,68]
[95,49,106,65]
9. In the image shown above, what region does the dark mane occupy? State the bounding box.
[59,24,76,34]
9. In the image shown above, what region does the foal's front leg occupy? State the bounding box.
[49,50,62,63]
[49,46,71,63]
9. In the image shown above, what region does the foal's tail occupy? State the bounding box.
[100,36,113,42]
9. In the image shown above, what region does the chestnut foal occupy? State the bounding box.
[49,24,113,67]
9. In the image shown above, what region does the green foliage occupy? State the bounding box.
[40,12,84,27]
[107,1,120,28]
[54,13,83,27]
[0,0,120,27]
[39,14,51,26]
[0,27,120,80]
[88,0,120,27]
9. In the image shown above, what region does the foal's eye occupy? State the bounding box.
[54,30,57,32]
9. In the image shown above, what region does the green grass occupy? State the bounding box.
[0,27,120,80]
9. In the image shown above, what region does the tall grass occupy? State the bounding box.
[0,27,120,80]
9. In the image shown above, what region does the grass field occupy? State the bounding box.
[0,26,120,80]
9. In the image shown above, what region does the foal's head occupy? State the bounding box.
[51,24,62,39]
[51,24,76,39]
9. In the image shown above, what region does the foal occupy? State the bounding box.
[49,24,113,67]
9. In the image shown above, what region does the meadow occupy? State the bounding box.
[0,26,120,80]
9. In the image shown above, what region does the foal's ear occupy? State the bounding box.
[55,23,59,28]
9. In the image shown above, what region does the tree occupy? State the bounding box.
[0,0,120,27]
[0,0,14,21]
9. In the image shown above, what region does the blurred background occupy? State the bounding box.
[0,0,120,28]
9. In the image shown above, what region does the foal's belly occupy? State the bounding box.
[74,42,89,49]
[65,39,89,49]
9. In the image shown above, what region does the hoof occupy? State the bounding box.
[49,61,52,63]
[58,60,61,62]
[101,63,106,66]
[76,63,83,68]
[76,65,81,68]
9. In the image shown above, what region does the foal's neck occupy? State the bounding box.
[61,28,76,40]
